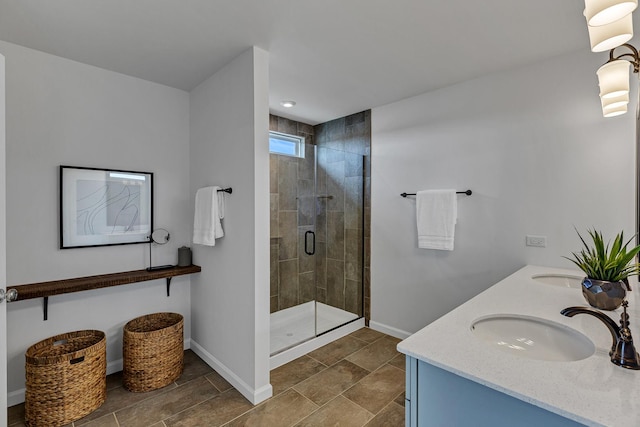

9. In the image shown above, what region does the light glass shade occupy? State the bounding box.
[601,92,630,109]
[587,12,633,52]
[585,0,638,26]
[597,59,631,98]
[602,103,628,116]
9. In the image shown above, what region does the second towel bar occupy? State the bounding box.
[401,190,472,197]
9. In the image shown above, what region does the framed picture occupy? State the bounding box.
[60,165,153,249]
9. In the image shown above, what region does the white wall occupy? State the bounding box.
[371,50,636,337]
[0,41,192,403]
[0,53,7,420]
[189,47,271,404]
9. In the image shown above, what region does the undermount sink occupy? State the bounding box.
[470,314,595,362]
[531,274,583,289]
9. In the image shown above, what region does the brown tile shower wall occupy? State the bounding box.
[269,112,371,323]
[314,111,371,323]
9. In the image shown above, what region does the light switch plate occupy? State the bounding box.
[526,235,547,247]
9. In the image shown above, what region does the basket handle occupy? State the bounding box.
[70,356,85,365]
[53,339,68,346]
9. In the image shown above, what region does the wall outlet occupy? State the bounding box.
[526,235,547,248]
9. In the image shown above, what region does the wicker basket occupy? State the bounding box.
[123,312,184,392]
[25,330,106,427]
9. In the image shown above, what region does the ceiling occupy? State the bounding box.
[0,0,594,125]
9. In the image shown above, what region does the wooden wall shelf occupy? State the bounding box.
[7,265,201,320]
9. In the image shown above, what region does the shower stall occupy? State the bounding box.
[270,140,365,356]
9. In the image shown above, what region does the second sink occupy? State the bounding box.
[531,274,582,289]
[470,314,595,362]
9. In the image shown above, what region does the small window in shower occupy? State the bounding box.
[269,131,305,158]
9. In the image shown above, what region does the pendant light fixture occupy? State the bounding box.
[584,0,637,26]
[596,43,640,117]
[603,103,629,117]
[601,91,630,116]
[597,58,632,98]
[601,91,630,108]
[587,12,634,52]
[580,0,640,117]
[595,45,640,117]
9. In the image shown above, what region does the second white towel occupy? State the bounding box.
[416,189,457,251]
[193,186,225,246]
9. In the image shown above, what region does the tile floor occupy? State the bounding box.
[8,328,405,426]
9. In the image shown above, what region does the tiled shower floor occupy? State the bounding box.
[8,327,405,426]
[270,301,359,355]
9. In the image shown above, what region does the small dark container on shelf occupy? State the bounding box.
[178,246,192,267]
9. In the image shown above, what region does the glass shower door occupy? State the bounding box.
[269,142,364,355]
[270,142,318,355]
[314,146,363,335]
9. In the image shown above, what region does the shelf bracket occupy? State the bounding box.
[166,277,172,297]
[43,296,48,321]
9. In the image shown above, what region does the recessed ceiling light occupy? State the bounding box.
[280,100,296,108]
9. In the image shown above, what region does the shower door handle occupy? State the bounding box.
[305,230,315,256]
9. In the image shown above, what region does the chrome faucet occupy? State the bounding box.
[561,301,640,370]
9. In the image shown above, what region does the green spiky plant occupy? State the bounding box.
[565,228,640,284]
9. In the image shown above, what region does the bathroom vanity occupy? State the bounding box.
[398,265,640,427]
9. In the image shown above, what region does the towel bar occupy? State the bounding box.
[401,190,472,197]
[217,187,232,194]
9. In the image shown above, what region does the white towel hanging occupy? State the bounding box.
[193,186,225,246]
[416,189,457,251]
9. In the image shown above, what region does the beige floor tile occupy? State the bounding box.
[75,383,177,425]
[206,370,234,393]
[349,327,385,343]
[8,334,406,427]
[307,335,369,366]
[165,389,252,427]
[225,389,318,427]
[294,360,369,406]
[364,402,404,426]
[7,403,24,426]
[270,355,326,395]
[295,395,373,427]
[176,349,215,385]
[8,403,71,427]
[343,364,405,415]
[80,413,120,427]
[346,337,400,372]
[394,391,405,407]
[387,353,406,371]
[115,376,219,426]
[106,371,123,391]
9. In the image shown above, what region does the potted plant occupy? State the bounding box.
[565,228,640,310]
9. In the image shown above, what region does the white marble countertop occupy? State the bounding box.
[397,265,640,427]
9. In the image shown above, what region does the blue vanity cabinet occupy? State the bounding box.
[404,356,585,427]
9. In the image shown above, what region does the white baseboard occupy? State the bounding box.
[7,339,192,407]
[270,318,365,370]
[8,388,25,407]
[190,339,272,405]
[107,358,123,375]
[369,320,412,340]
